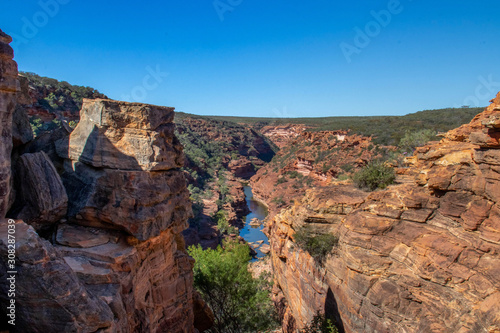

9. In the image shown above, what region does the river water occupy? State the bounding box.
[239,186,270,259]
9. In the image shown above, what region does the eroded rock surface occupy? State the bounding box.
[251,130,381,218]
[58,98,184,171]
[268,95,500,333]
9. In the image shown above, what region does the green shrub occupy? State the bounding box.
[321,163,331,174]
[213,210,237,235]
[21,72,107,114]
[340,164,353,173]
[287,171,303,179]
[188,241,279,333]
[300,312,339,333]
[294,225,338,264]
[398,129,436,154]
[277,177,288,185]
[29,118,62,137]
[272,196,286,207]
[336,174,349,181]
[352,161,395,191]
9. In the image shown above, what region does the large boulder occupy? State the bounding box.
[57,99,184,171]
[9,152,67,231]
[51,98,199,331]
[22,125,70,172]
[12,104,33,147]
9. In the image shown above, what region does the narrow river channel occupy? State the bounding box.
[239,186,270,260]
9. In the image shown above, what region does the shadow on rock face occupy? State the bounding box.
[325,287,345,333]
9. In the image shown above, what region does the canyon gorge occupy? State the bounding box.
[1,27,499,333]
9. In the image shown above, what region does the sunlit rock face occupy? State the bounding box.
[268,94,500,333]
[59,98,184,171]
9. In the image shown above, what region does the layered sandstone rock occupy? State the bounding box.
[62,161,191,241]
[0,29,19,217]
[259,124,306,148]
[58,98,184,171]
[268,95,500,333]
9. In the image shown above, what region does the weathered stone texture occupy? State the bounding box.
[62,161,190,241]
[58,98,183,171]
[55,223,195,332]
[12,103,33,147]
[268,94,500,333]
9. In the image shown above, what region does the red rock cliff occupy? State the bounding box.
[268,94,500,333]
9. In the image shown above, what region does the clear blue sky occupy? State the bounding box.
[1,0,499,117]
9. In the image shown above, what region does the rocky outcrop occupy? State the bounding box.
[227,157,258,179]
[12,104,33,147]
[268,95,500,333]
[61,161,190,241]
[183,186,221,249]
[58,98,184,171]
[259,124,306,148]
[0,87,203,330]
[0,29,19,217]
[53,99,198,332]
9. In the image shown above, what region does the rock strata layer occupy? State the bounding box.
[268,94,500,333]
[58,98,183,171]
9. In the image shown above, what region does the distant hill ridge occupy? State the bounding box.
[24,72,484,146]
[20,71,108,117]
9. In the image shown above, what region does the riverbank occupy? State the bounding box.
[240,186,271,260]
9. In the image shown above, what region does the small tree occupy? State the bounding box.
[352,161,395,191]
[294,225,338,264]
[398,129,436,154]
[188,241,278,333]
[212,210,237,235]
